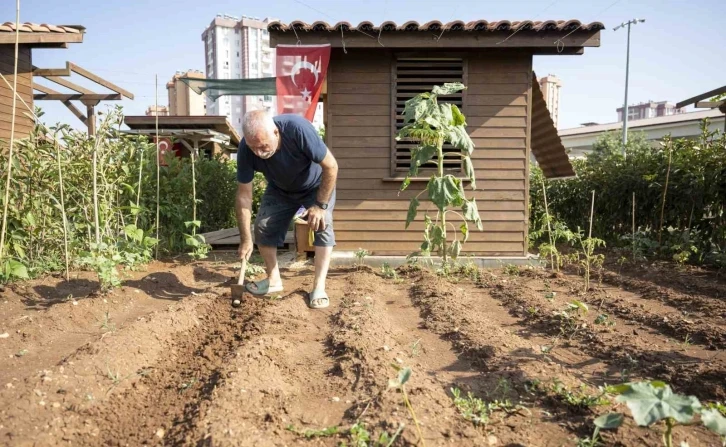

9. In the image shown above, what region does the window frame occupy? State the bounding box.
[389,51,469,178]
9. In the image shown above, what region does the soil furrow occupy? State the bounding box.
[484,269,726,401]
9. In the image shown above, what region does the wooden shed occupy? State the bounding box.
[268,19,602,258]
[0,22,84,144]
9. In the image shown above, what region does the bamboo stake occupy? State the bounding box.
[589,190,595,241]
[154,74,160,259]
[658,139,673,248]
[541,176,555,270]
[134,144,144,227]
[56,141,70,281]
[632,192,636,262]
[92,135,100,246]
[0,0,21,261]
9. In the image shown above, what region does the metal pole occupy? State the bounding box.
[615,18,645,156]
[622,21,631,153]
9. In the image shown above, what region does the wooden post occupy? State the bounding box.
[83,101,98,136]
[658,139,673,247]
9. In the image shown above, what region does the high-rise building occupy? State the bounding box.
[616,101,684,122]
[167,70,206,116]
[201,14,277,136]
[145,105,169,116]
[538,74,561,128]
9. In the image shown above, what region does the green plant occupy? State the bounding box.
[397,82,482,264]
[0,258,28,282]
[354,248,370,268]
[184,220,211,260]
[529,123,726,270]
[78,243,122,291]
[450,387,525,427]
[609,381,726,447]
[387,365,424,446]
[380,262,397,279]
[578,413,624,447]
[286,424,339,439]
[570,228,606,292]
[594,313,615,327]
[550,380,609,409]
[118,224,158,269]
[411,338,422,357]
[502,263,520,276]
[342,422,404,447]
[98,311,115,332]
[553,300,589,339]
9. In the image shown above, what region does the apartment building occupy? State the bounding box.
[201,14,276,136]
[616,101,685,122]
[167,70,206,116]
[538,74,562,128]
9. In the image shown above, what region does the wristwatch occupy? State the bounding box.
[315,200,328,210]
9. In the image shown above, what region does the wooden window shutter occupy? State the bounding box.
[392,57,465,174]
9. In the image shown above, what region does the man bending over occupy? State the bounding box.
[234,110,338,309]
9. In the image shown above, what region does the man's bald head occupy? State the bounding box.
[243,110,280,159]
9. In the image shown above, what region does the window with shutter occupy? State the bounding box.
[392,56,466,174]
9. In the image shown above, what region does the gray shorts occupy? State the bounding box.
[254,186,336,248]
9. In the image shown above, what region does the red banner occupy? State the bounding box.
[275,44,330,121]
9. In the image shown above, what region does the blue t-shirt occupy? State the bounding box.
[237,114,327,200]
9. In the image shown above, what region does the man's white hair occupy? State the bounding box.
[242,110,276,138]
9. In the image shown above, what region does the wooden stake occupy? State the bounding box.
[56,141,70,281]
[589,190,595,240]
[632,191,636,262]
[134,141,144,227]
[0,0,21,261]
[541,177,555,270]
[658,139,673,247]
[154,74,160,259]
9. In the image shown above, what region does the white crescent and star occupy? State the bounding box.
[289,57,320,102]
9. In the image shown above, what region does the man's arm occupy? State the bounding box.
[316,150,338,205]
[235,182,254,259]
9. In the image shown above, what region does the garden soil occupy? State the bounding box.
[1,254,725,446]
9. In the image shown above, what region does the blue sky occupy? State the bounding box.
[3,0,725,130]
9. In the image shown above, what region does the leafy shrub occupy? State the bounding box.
[530,121,726,268]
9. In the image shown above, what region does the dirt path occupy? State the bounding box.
[1,258,724,446]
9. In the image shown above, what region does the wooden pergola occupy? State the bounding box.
[677,85,726,132]
[33,61,134,135]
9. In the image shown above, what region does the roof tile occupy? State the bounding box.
[268,19,605,33]
[0,22,85,34]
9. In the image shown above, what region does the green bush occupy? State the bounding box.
[530,120,726,267]
[0,106,254,281]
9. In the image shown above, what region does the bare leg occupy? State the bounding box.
[310,246,333,306]
[247,244,282,293]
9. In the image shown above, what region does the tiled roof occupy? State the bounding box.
[0,22,85,34]
[267,19,604,33]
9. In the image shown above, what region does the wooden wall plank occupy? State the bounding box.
[329,105,391,116]
[331,83,390,95]
[466,117,527,128]
[335,115,390,127]
[469,127,526,138]
[334,210,525,221]
[335,200,525,211]
[336,179,524,191]
[467,94,527,106]
[467,83,529,95]
[334,220,525,232]
[466,106,527,117]
[330,94,389,105]
[330,72,390,84]
[336,231,524,242]
[337,189,525,201]
[335,241,524,252]
[335,126,390,137]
